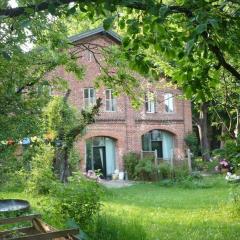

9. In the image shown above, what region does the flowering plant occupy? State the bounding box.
[215,159,232,173]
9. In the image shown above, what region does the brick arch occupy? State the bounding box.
[82,131,123,143]
[140,126,178,137]
[79,130,126,171]
[84,134,118,142]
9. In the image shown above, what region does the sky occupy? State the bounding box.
[8,0,18,8]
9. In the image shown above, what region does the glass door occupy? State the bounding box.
[92,146,106,178]
[151,141,163,158]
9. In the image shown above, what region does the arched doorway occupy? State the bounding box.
[142,130,174,161]
[86,137,116,178]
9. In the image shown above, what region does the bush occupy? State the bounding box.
[69,147,81,172]
[193,157,219,172]
[26,143,56,194]
[0,145,28,190]
[184,132,199,157]
[52,172,102,228]
[123,152,139,180]
[172,163,189,180]
[135,156,157,181]
[212,137,240,173]
[158,162,172,179]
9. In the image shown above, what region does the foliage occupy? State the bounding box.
[43,96,78,142]
[212,137,240,172]
[42,95,101,182]
[158,162,173,180]
[52,172,102,228]
[69,147,81,172]
[0,145,19,186]
[122,152,139,180]
[26,143,56,195]
[2,176,238,240]
[184,132,199,157]
[134,156,157,181]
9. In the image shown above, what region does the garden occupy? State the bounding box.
[1,1,240,240]
[1,175,240,240]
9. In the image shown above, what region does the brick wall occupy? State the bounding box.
[51,32,192,172]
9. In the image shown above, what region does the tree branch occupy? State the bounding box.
[0,0,75,18]
[1,1,240,80]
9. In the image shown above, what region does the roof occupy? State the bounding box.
[69,26,122,43]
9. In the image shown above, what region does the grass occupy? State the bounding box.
[88,176,240,240]
[1,176,240,240]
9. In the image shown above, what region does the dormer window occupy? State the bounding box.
[84,88,96,107]
[145,92,156,113]
[164,93,174,112]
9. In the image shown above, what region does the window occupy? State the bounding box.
[164,93,174,112]
[145,92,156,113]
[105,89,116,111]
[84,88,96,107]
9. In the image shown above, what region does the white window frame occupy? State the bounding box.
[105,89,116,112]
[145,92,156,113]
[164,93,174,113]
[84,88,96,108]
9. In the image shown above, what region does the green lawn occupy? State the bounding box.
[89,177,240,240]
[1,176,240,240]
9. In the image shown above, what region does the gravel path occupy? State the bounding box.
[100,180,135,188]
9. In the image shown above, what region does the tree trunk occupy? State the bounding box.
[197,103,211,161]
[54,145,70,183]
[220,125,228,148]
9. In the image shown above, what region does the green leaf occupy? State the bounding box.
[208,19,218,29]
[2,51,11,60]
[196,23,207,34]
[67,6,76,16]
[79,6,87,12]
[119,19,125,29]
[159,6,169,19]
[103,16,116,30]
[48,3,56,15]
[122,36,131,47]
[21,19,30,28]
[185,39,195,55]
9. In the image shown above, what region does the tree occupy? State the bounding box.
[1,0,240,162]
[0,1,239,86]
[43,91,101,182]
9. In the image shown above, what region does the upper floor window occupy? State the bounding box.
[106,89,116,112]
[84,88,96,107]
[164,93,174,112]
[145,92,156,113]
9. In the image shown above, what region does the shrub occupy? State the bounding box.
[184,132,199,157]
[158,162,173,179]
[135,156,157,181]
[52,172,102,228]
[26,143,56,194]
[123,152,139,180]
[172,163,189,180]
[0,145,28,190]
[193,157,220,173]
[69,147,81,172]
[212,137,240,173]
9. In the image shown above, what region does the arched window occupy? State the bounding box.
[142,130,174,160]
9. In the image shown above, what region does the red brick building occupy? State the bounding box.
[53,27,192,178]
